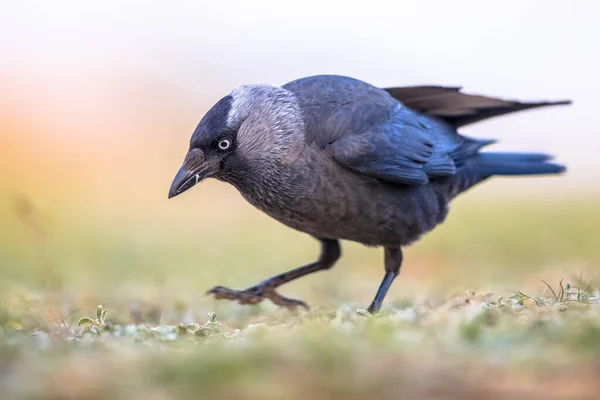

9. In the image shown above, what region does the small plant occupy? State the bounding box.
[541,272,598,303]
[508,289,544,306]
[509,271,599,307]
[176,312,223,337]
[77,305,108,335]
[193,312,222,337]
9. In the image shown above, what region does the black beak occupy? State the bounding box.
[168,165,208,199]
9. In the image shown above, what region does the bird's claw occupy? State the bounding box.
[206,285,309,310]
[206,285,264,305]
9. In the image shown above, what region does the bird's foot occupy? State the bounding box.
[206,285,309,310]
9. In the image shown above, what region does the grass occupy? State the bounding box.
[1,192,599,399]
[3,286,600,400]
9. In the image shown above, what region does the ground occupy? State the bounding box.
[1,192,599,399]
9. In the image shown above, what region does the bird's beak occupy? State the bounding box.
[168,151,218,199]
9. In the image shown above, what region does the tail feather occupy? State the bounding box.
[448,151,566,197]
[384,85,572,128]
[473,152,566,176]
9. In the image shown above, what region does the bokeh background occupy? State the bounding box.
[1,0,599,320]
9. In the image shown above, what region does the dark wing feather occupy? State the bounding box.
[384,86,571,127]
[284,75,398,146]
[284,75,490,185]
[329,106,489,185]
[328,107,436,185]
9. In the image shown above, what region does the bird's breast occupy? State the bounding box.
[232,151,450,247]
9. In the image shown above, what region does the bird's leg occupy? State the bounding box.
[366,246,403,314]
[207,239,340,310]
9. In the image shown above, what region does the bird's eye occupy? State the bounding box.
[217,139,232,151]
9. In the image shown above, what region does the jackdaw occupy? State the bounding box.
[168,75,569,313]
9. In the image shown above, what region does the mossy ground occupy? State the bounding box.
[1,195,599,399]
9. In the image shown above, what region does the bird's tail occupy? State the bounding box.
[472,152,566,176]
[449,152,566,196]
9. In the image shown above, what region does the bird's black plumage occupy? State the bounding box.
[169,74,569,313]
[383,85,572,128]
[189,95,233,148]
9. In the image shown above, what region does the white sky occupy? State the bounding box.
[1,0,599,180]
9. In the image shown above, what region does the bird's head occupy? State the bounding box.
[168,84,304,198]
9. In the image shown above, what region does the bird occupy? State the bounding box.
[168,74,569,313]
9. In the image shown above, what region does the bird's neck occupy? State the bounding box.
[223,155,309,217]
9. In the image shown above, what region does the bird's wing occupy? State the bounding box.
[283,75,398,146]
[327,105,492,185]
[284,75,489,185]
[383,86,571,128]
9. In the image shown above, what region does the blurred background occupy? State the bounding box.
[1,0,599,320]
